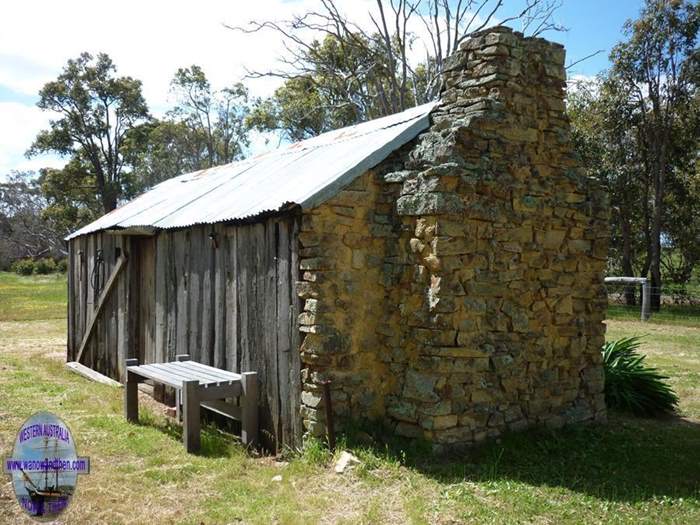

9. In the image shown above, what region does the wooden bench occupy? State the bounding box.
[124,354,257,453]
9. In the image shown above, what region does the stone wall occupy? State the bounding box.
[297,27,609,449]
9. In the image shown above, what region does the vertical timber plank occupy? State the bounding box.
[86,234,95,371]
[213,224,227,369]
[265,220,280,450]
[144,238,156,364]
[175,230,190,357]
[251,221,273,451]
[201,226,215,365]
[128,239,141,362]
[117,237,130,381]
[165,231,178,362]
[188,228,202,363]
[154,233,168,364]
[78,236,86,353]
[67,240,75,361]
[236,226,250,374]
[276,219,292,446]
[225,227,239,373]
[288,215,303,445]
[104,234,115,377]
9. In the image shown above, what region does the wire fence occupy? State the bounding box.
[606,281,700,325]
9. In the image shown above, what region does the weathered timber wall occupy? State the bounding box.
[67,214,302,450]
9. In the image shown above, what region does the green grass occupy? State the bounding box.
[606,320,700,422]
[0,271,67,321]
[0,274,698,523]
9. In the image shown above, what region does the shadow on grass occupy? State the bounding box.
[343,412,700,503]
[137,410,242,458]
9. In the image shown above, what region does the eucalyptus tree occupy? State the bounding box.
[609,0,699,309]
[234,0,564,140]
[29,53,150,213]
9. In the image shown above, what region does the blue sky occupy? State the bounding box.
[551,0,645,76]
[0,0,646,178]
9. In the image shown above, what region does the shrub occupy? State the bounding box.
[11,259,35,276]
[56,258,68,273]
[602,336,678,416]
[33,258,57,275]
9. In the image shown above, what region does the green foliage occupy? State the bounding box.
[569,0,700,292]
[237,1,563,143]
[168,66,250,166]
[603,336,679,416]
[297,437,332,466]
[246,32,424,142]
[11,259,35,276]
[10,258,61,275]
[0,171,65,266]
[126,120,204,189]
[56,258,68,273]
[611,0,699,305]
[29,52,150,213]
[33,257,56,275]
[37,157,101,234]
[247,77,327,142]
[130,66,251,189]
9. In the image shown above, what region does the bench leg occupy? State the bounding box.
[240,372,258,447]
[182,380,201,453]
[175,389,183,422]
[125,358,139,423]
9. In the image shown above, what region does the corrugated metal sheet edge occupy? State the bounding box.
[298,110,432,209]
[65,106,434,242]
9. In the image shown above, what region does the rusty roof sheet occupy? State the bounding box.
[66,102,435,240]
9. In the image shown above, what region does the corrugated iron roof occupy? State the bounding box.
[66,102,435,240]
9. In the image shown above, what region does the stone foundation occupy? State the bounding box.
[297,27,609,448]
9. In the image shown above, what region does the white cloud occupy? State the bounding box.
[0,0,489,176]
[0,101,65,177]
[0,0,377,175]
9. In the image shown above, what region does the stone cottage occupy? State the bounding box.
[66,27,608,451]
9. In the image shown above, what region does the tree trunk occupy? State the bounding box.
[650,149,666,312]
[620,215,636,305]
[101,185,118,213]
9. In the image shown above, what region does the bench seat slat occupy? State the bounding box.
[168,362,235,384]
[126,361,242,390]
[176,360,241,381]
[127,364,184,389]
[147,362,222,386]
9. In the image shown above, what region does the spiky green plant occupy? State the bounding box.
[602,336,679,416]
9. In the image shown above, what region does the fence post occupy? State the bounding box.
[641,280,651,322]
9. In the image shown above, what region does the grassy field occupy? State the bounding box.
[0,272,698,524]
[0,272,67,321]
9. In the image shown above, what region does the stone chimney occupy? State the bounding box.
[388,27,610,448]
[409,26,572,169]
